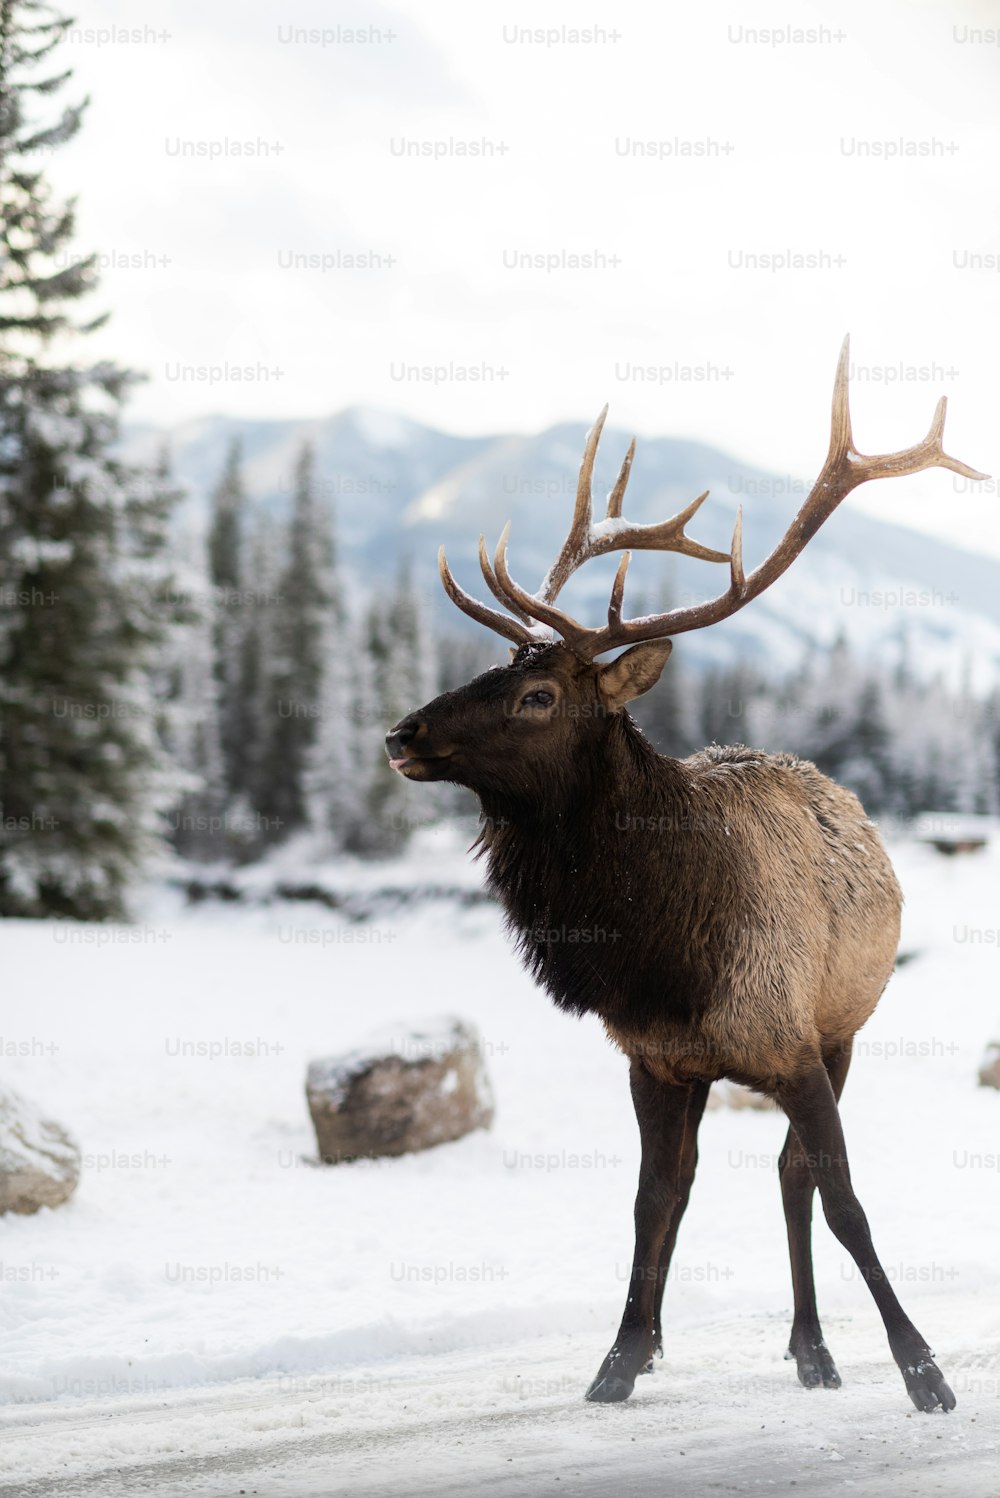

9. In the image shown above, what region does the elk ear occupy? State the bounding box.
[597,639,673,711]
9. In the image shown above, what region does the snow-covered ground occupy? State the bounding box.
[2,825,999,1496]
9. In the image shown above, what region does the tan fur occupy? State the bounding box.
[604,745,901,1089]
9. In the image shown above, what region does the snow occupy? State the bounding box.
[0,1086,76,1181]
[587,515,638,541]
[1,830,999,1493]
[305,1013,476,1108]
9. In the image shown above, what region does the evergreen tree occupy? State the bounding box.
[948,659,995,814]
[162,523,226,861]
[698,661,763,748]
[357,561,440,854]
[303,472,359,851]
[236,512,282,846]
[0,2,181,917]
[437,630,500,693]
[306,601,368,852]
[257,442,335,834]
[206,436,250,800]
[987,689,1000,815]
[836,675,892,811]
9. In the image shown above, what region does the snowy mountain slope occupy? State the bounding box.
[122,407,1000,686]
[123,408,494,571]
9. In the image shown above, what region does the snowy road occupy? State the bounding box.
[2,1307,998,1498]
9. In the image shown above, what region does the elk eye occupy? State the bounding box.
[521,689,554,709]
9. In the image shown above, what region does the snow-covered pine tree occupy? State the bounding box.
[883,664,991,818]
[949,659,997,815]
[0,1,182,917]
[835,673,892,812]
[757,634,858,778]
[302,464,360,852]
[257,442,335,835]
[206,435,252,807]
[162,513,227,862]
[342,607,384,850]
[743,635,892,809]
[987,688,1000,815]
[234,511,284,849]
[358,560,441,854]
[698,659,766,750]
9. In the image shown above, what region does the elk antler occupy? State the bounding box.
[438,337,988,659]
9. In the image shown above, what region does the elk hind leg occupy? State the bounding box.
[779,1043,851,1389]
[777,1057,955,1413]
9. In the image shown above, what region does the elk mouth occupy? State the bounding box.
[388,753,453,780]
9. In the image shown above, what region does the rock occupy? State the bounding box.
[913,812,991,855]
[306,1015,494,1163]
[0,1083,81,1214]
[977,1042,1000,1089]
[705,1080,775,1111]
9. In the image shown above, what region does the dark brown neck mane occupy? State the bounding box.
[475,714,734,1031]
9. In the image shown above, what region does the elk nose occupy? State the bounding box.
[385,714,424,762]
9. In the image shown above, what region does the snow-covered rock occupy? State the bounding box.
[0,1084,81,1215]
[913,812,992,855]
[306,1015,494,1163]
[977,1042,1000,1090]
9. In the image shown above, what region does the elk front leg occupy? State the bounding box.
[776,1060,955,1413]
[586,1067,704,1403]
[641,1078,709,1373]
[779,1043,852,1390]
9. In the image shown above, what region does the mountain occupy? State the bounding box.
[122,406,1000,689]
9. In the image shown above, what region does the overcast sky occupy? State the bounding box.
[53,0,1000,555]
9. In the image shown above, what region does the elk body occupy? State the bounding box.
[385,340,985,1413]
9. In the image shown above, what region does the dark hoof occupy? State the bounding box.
[787,1338,841,1390]
[586,1373,635,1403]
[902,1355,955,1413]
[587,1332,653,1402]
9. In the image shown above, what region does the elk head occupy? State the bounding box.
[385,337,985,802]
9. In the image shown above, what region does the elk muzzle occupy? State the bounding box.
[385,713,423,769]
[385,714,454,779]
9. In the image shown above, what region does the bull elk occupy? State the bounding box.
[384,339,985,1412]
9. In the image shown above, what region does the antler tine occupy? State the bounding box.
[605,438,636,521]
[729,507,745,593]
[538,406,609,603]
[626,490,729,564]
[906,395,986,481]
[845,390,988,483]
[486,422,733,652]
[513,410,728,621]
[828,333,987,484]
[828,332,854,464]
[477,535,535,624]
[575,404,607,530]
[608,553,630,628]
[492,523,590,649]
[438,545,535,648]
